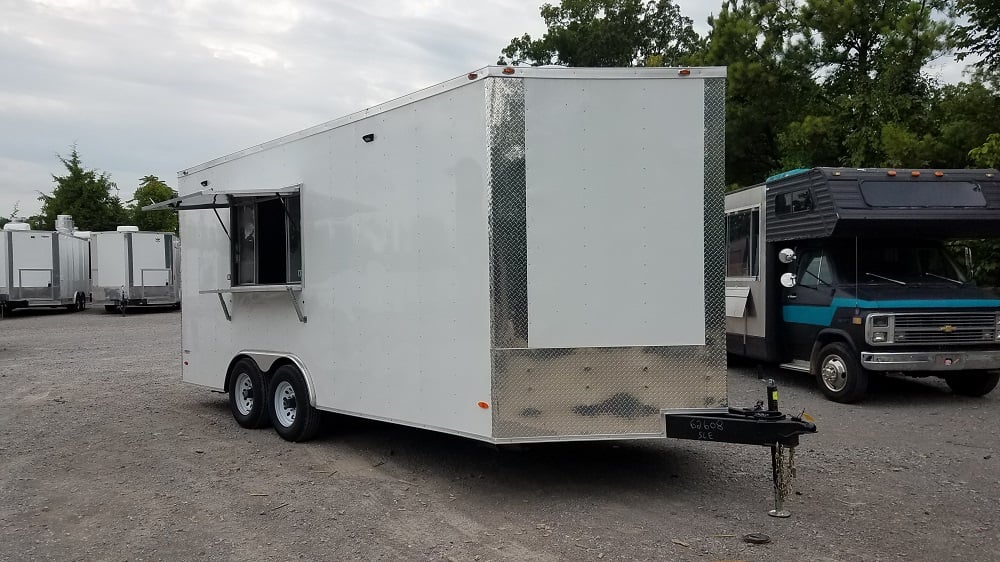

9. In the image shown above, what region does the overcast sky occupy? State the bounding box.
[0,0,972,218]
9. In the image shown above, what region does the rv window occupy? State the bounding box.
[798,252,832,288]
[726,208,759,277]
[775,189,814,215]
[860,181,987,207]
[231,194,302,285]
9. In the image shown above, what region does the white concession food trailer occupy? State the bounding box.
[91,227,181,312]
[149,67,814,513]
[0,216,90,313]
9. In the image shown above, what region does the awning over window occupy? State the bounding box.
[143,185,301,211]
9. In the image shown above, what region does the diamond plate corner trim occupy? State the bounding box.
[486,77,528,349]
[703,77,728,404]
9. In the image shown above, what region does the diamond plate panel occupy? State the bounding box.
[492,346,728,438]
[489,75,729,440]
[703,77,728,402]
[486,77,528,349]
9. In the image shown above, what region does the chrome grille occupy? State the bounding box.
[893,313,997,345]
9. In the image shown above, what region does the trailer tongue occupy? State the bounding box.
[666,380,817,517]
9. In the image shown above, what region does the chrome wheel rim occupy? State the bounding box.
[821,355,849,392]
[274,381,296,427]
[234,372,254,416]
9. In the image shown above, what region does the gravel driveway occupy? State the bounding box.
[1,308,997,561]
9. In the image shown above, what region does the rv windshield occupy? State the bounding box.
[830,239,968,285]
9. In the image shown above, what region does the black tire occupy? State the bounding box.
[77,294,86,311]
[268,364,321,442]
[945,371,1000,397]
[228,359,270,429]
[814,342,869,403]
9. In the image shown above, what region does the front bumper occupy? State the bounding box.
[861,350,1000,372]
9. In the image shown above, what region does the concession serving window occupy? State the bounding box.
[143,185,307,322]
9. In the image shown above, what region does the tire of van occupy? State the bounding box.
[944,371,1000,397]
[268,364,321,442]
[228,359,270,429]
[815,342,869,403]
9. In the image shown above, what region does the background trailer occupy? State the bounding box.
[91,227,181,312]
[150,67,814,501]
[0,216,90,313]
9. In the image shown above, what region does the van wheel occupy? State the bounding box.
[815,342,868,403]
[269,365,321,442]
[228,359,270,429]
[945,371,1000,397]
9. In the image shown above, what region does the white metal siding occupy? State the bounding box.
[11,232,55,289]
[523,78,707,348]
[180,80,493,438]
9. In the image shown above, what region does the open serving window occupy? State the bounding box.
[144,185,307,322]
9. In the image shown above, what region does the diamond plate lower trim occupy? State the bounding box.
[492,346,728,439]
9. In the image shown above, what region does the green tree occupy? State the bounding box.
[793,0,949,167]
[698,0,821,187]
[38,147,128,231]
[952,0,1000,79]
[128,175,178,233]
[500,0,700,67]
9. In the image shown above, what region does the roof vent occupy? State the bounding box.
[116,226,140,232]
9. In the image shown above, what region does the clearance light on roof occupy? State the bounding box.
[679,68,691,76]
[935,171,944,177]
[887,170,897,177]
[468,73,478,80]
[833,171,841,176]
[477,401,490,409]
[502,67,515,75]
[911,170,921,177]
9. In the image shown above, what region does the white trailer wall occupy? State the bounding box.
[180,79,494,438]
[524,77,706,349]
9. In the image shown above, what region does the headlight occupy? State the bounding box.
[872,316,889,327]
[872,331,887,343]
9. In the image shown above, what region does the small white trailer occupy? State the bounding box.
[91,227,181,312]
[0,216,90,313]
[149,67,814,514]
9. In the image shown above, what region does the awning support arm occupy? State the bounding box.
[287,286,307,323]
[216,293,231,321]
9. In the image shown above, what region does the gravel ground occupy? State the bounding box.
[1,308,998,561]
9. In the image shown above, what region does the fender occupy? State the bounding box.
[809,328,859,373]
[237,350,318,407]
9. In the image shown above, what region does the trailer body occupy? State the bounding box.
[0,224,90,311]
[725,167,1000,401]
[91,229,181,309]
[153,66,728,443]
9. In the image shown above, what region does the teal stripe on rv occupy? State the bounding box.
[783,298,1000,327]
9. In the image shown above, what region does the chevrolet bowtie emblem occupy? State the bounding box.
[939,324,956,333]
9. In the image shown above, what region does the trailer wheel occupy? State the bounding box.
[228,359,270,429]
[814,342,868,403]
[944,371,1000,397]
[268,365,320,442]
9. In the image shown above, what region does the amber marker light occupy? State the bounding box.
[502,67,515,75]
[477,401,490,409]
[887,170,897,177]
[911,170,921,177]
[934,171,944,177]
[468,73,478,80]
[678,68,691,76]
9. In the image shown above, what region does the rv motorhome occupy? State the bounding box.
[725,167,1000,402]
[0,215,90,313]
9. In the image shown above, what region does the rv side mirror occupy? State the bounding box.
[780,272,797,288]
[778,248,797,264]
